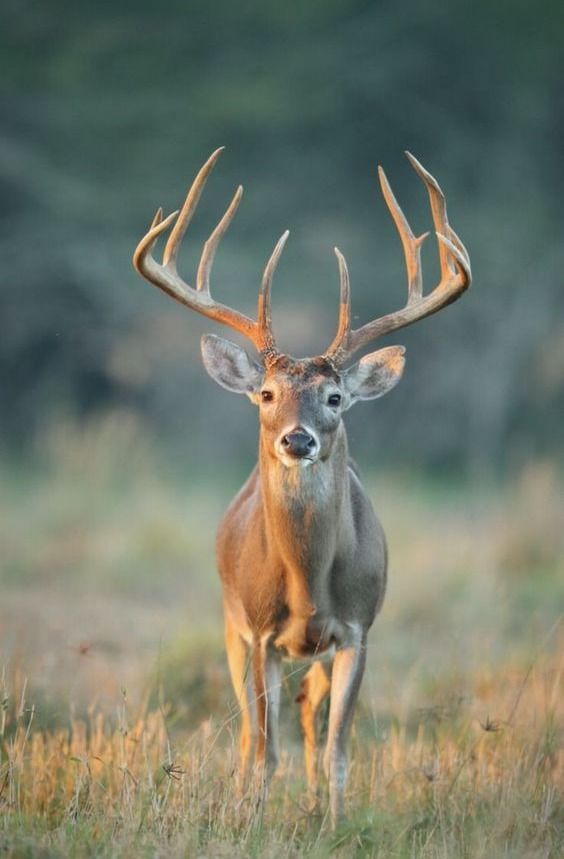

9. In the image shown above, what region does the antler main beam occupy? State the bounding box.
[325,152,471,365]
[133,148,287,359]
[134,150,470,369]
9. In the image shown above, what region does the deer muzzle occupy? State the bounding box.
[279,428,318,460]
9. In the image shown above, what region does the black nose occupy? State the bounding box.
[281,428,317,458]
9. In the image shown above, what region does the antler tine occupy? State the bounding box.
[326,154,471,366]
[405,151,452,277]
[446,224,471,272]
[406,152,471,284]
[324,248,351,362]
[150,207,163,229]
[196,184,243,293]
[436,232,472,285]
[132,208,180,278]
[163,147,224,271]
[258,230,289,357]
[377,166,429,304]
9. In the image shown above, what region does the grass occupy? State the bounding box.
[0,415,562,856]
[1,653,561,857]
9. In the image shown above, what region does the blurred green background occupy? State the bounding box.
[2,0,563,476]
[1,0,563,741]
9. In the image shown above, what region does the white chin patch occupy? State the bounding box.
[278,454,315,469]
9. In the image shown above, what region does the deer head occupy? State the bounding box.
[133,149,471,467]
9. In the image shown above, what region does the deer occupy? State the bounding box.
[132,148,471,825]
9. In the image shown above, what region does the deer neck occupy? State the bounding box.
[258,423,351,618]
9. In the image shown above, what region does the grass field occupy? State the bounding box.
[0,417,562,857]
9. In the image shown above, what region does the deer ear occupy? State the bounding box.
[344,345,405,405]
[201,334,263,394]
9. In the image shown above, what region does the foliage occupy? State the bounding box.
[1,1,563,471]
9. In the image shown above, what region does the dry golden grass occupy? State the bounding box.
[0,648,562,857]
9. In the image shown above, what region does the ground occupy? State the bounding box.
[0,419,562,857]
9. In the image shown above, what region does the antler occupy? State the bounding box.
[325,152,471,365]
[133,148,288,360]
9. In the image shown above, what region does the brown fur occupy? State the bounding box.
[215,354,388,821]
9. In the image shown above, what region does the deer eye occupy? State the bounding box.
[261,390,274,403]
[328,393,341,407]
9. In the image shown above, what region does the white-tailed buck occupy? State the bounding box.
[133,149,471,824]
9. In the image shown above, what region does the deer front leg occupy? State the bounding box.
[323,627,367,827]
[225,616,254,791]
[296,660,331,805]
[252,636,282,785]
